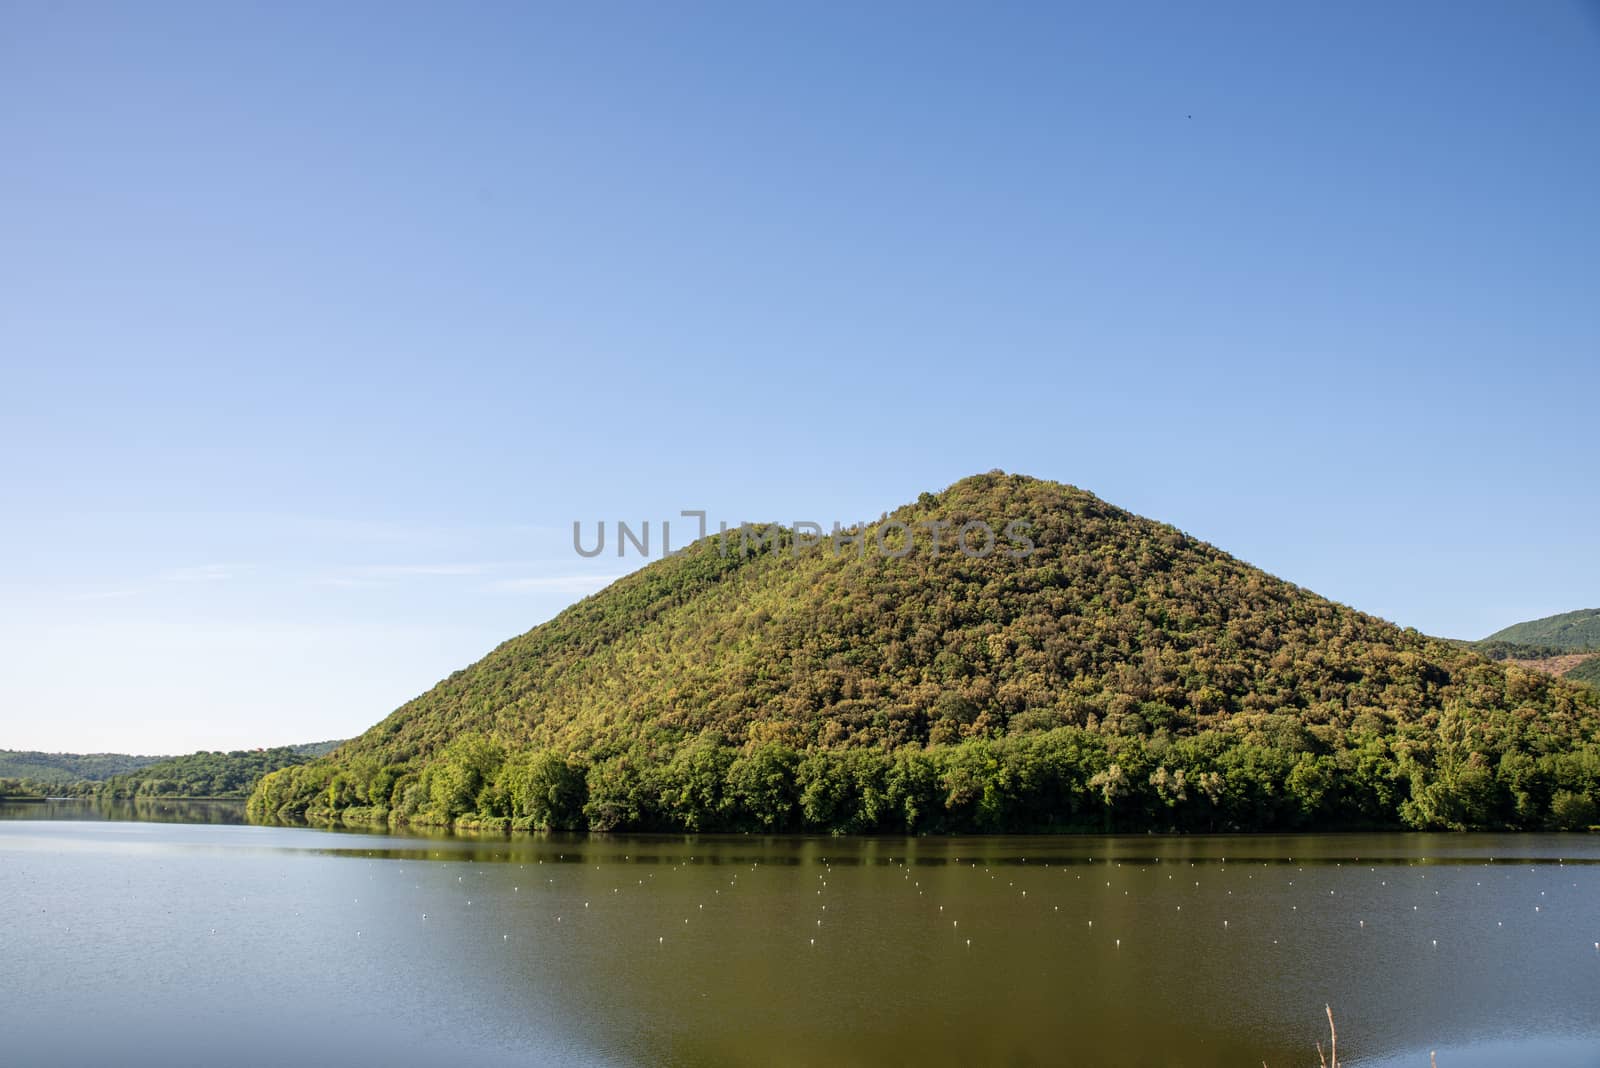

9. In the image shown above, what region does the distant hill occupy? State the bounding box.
[98,741,345,800]
[0,740,345,797]
[1483,609,1600,652]
[1564,657,1600,690]
[1474,610,1600,693]
[1470,640,1569,663]
[0,750,165,785]
[253,472,1600,834]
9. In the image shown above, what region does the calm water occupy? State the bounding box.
[3,803,1598,1067]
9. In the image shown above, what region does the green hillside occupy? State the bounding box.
[0,750,165,785]
[252,472,1600,834]
[99,741,345,800]
[1565,657,1600,689]
[1483,609,1600,652]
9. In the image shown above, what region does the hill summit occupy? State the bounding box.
[252,472,1600,833]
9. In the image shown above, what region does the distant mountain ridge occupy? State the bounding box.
[0,750,166,785]
[1474,609,1600,692]
[1483,608,1600,651]
[97,742,345,800]
[0,740,345,795]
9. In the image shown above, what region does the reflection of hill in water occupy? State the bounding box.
[4,813,1599,1066]
[0,797,247,824]
[291,831,1600,1068]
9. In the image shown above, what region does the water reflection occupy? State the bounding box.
[0,797,248,824]
[2,813,1597,1067]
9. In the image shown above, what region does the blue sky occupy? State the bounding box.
[3,2,1597,753]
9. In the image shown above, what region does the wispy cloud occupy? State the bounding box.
[162,563,250,583]
[352,563,491,577]
[309,577,370,589]
[486,574,626,595]
[309,561,507,588]
[271,516,563,548]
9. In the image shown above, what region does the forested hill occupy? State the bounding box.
[0,750,165,784]
[1483,609,1600,652]
[251,472,1600,835]
[1473,609,1600,693]
[98,742,344,800]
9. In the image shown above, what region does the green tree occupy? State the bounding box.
[728,742,800,831]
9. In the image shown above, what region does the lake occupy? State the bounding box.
[3,802,1597,1067]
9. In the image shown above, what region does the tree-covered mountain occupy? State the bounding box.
[1472,610,1600,693]
[251,473,1600,834]
[1482,609,1600,652]
[97,741,345,800]
[0,750,166,785]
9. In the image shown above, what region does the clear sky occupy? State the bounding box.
[3,2,1597,754]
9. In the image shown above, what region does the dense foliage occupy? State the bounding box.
[1468,640,1569,663]
[1467,634,1599,692]
[250,473,1600,834]
[1482,609,1600,652]
[101,743,341,800]
[1565,657,1600,689]
[0,750,164,784]
[0,777,97,800]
